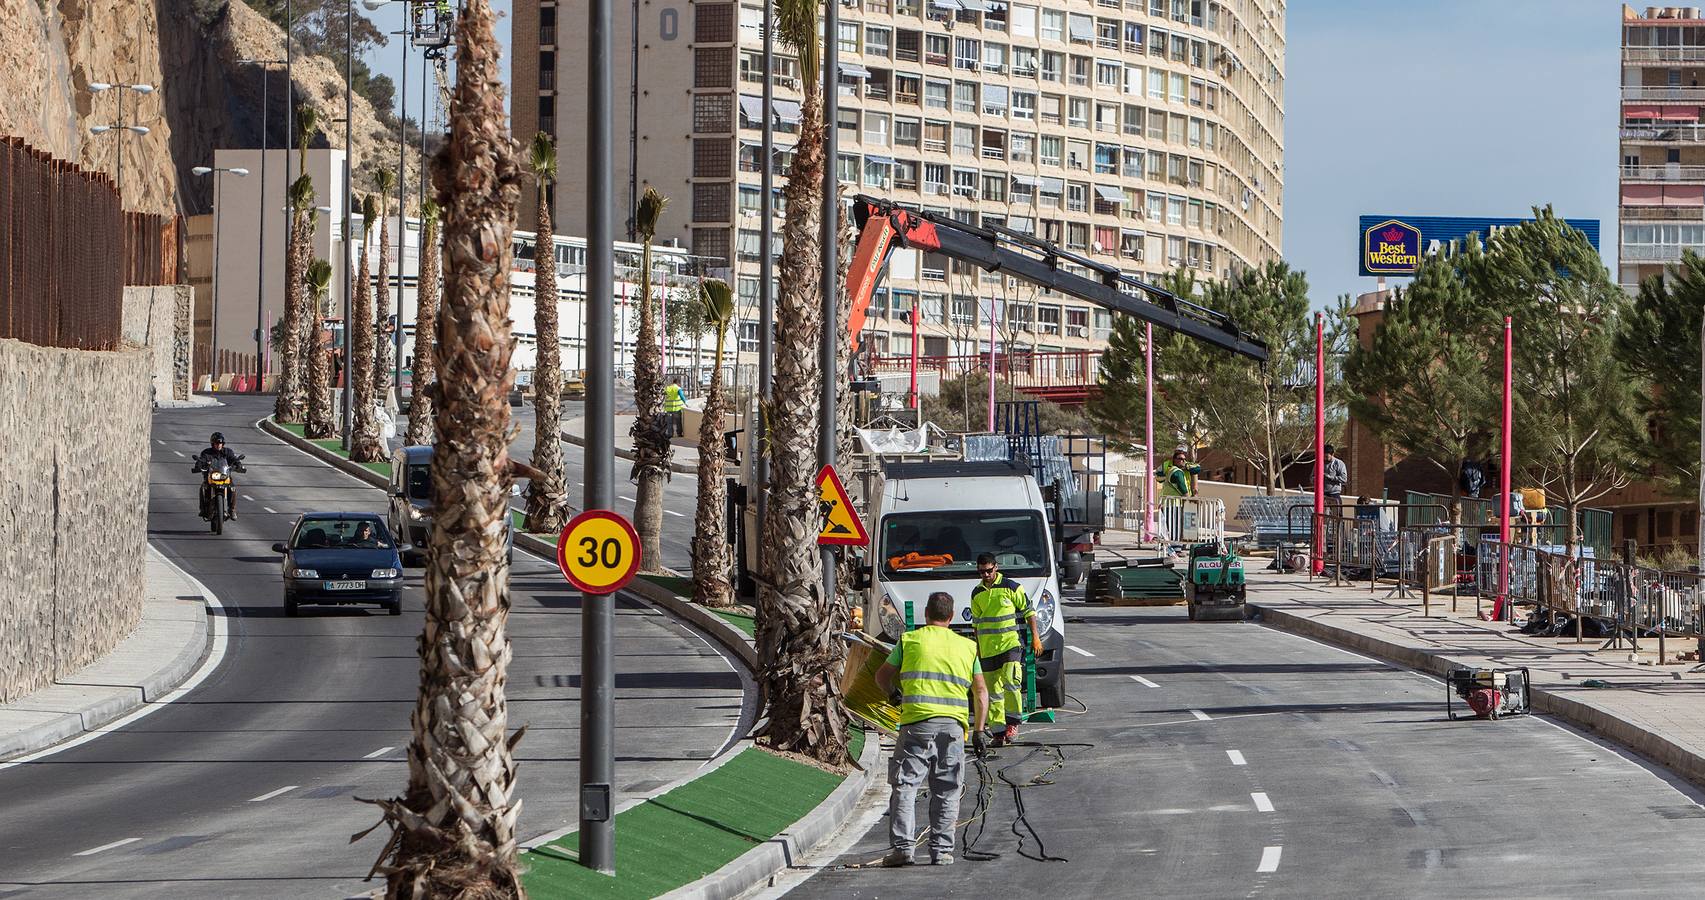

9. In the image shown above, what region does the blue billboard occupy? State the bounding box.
[1357,215,1602,277]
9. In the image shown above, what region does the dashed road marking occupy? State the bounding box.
[1066,645,1095,658]
[1251,792,1274,812]
[263,507,278,514]
[74,838,139,857]
[1129,675,1159,688]
[363,746,395,759]
[249,786,298,802]
[1189,709,1212,721]
[173,450,186,458]
[665,510,686,517]
[1258,845,1282,873]
[620,495,636,503]
[243,494,256,502]
[1227,749,1247,766]
[155,439,166,446]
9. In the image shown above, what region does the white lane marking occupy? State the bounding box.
[1251,792,1274,812]
[665,509,686,517]
[0,549,230,771]
[155,439,166,446]
[243,494,256,502]
[1190,709,1212,721]
[173,450,186,458]
[74,838,140,857]
[620,495,636,503]
[1227,749,1247,766]
[1129,675,1159,688]
[363,746,396,759]
[263,506,278,514]
[1257,845,1282,873]
[249,785,298,802]
[1066,645,1095,657]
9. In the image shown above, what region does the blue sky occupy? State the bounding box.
[360,0,1619,307]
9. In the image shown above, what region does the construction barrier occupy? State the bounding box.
[1159,496,1225,545]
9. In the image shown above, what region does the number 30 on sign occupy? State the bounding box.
[556,509,643,595]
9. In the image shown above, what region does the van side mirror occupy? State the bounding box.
[271,542,287,554]
[853,564,873,591]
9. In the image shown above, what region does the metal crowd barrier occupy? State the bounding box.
[1159,496,1225,545]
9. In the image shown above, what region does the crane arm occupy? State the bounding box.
[845,195,1268,362]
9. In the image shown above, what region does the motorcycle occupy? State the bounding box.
[193,455,246,534]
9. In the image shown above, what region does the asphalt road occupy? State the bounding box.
[782,601,1705,898]
[0,396,744,899]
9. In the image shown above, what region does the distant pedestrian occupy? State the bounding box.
[663,375,686,437]
[876,591,989,867]
[1321,444,1347,505]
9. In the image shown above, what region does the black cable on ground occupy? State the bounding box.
[960,739,1095,863]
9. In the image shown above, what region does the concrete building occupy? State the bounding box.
[515,0,1286,377]
[1620,5,1705,289]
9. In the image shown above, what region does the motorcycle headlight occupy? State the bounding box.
[1034,589,1057,636]
[289,568,319,579]
[370,567,401,579]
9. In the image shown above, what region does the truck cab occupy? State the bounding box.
[868,458,1066,709]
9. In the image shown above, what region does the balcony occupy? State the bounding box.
[539,25,556,46]
[1622,164,1705,181]
[1623,123,1705,142]
[1622,244,1696,262]
[1624,85,1705,102]
[1622,204,1705,220]
[1624,47,1705,65]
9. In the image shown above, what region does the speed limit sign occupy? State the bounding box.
[556,509,643,595]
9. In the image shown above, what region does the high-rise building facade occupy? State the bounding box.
[516,0,1284,375]
[1620,5,1705,290]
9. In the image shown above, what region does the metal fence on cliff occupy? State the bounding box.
[0,137,180,350]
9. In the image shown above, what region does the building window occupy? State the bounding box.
[695,3,735,42]
[539,51,556,90]
[897,29,921,61]
[694,139,731,178]
[952,123,976,156]
[950,295,976,326]
[693,183,731,222]
[954,80,978,113]
[952,167,978,199]
[924,120,948,152]
[924,162,949,195]
[982,85,1008,117]
[982,173,1007,202]
[838,153,861,184]
[864,112,890,146]
[1013,91,1036,120]
[1011,133,1034,163]
[895,159,919,191]
[983,42,1008,73]
[538,94,555,135]
[925,78,950,109]
[895,117,921,148]
[865,25,892,57]
[1041,9,1064,41]
[864,157,892,189]
[954,37,981,70]
[695,48,733,87]
[693,228,730,266]
[926,34,950,66]
[896,72,922,104]
[839,21,861,54]
[1041,51,1062,82]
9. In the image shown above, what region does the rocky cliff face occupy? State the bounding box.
[0,0,424,218]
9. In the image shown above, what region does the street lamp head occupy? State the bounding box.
[88,82,112,92]
[89,125,111,134]
[130,84,155,94]
[360,0,392,9]
[192,166,213,175]
[229,167,251,176]
[126,126,150,135]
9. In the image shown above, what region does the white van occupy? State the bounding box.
[866,458,1066,708]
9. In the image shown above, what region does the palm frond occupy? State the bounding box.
[699,278,736,329]
[774,0,819,78]
[636,187,668,242]
[306,258,333,299]
[374,168,396,196]
[294,104,319,151]
[528,132,557,183]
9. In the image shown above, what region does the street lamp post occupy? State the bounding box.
[87,81,154,207]
[364,0,412,414]
[193,165,252,384]
[239,58,286,392]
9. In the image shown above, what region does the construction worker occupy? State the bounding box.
[663,375,686,437]
[1158,447,1202,497]
[875,591,989,867]
[971,553,1043,746]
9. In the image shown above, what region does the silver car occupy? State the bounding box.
[387,445,516,566]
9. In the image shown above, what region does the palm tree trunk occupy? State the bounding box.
[694,326,732,607]
[360,0,525,893]
[351,238,384,462]
[306,329,335,438]
[374,200,394,408]
[405,216,439,446]
[754,80,849,766]
[631,239,671,571]
[275,208,311,423]
[524,183,567,533]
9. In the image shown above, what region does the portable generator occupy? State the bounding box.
[1185,541,1246,621]
[1446,666,1531,720]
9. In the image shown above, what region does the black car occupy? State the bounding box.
[273,513,405,616]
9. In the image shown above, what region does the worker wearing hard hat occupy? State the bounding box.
[971,553,1043,747]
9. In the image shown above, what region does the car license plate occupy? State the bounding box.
[325,580,366,591]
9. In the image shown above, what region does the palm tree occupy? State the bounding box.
[372,167,396,411]
[274,172,317,423]
[304,257,337,437]
[295,104,319,176]
[630,187,672,571]
[753,0,849,766]
[405,198,441,447]
[358,0,525,890]
[523,132,568,534]
[350,193,384,462]
[692,279,736,608]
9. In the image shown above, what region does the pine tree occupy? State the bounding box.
[1615,253,1704,499]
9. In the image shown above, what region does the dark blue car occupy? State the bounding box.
[273,513,405,616]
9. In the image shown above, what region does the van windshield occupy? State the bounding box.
[880,510,1049,580]
[406,465,431,501]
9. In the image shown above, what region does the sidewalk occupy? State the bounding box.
[1246,568,1705,787]
[0,547,212,760]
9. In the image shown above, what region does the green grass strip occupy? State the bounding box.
[522,740,862,899]
[272,420,391,478]
[711,610,755,637]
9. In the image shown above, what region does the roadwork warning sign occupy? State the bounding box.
[815,464,869,547]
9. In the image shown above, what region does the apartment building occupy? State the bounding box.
[516,0,1285,375]
[1621,5,1705,288]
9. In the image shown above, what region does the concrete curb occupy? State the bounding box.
[558,429,700,476]
[1250,600,1705,791]
[661,730,883,900]
[0,547,213,760]
[259,418,392,490]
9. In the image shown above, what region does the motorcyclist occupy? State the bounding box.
[193,432,246,520]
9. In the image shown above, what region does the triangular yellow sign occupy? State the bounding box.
[815,464,869,547]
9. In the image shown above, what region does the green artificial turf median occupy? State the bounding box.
[711,609,755,637]
[522,732,867,898]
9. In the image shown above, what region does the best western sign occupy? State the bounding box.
[1357,215,1601,277]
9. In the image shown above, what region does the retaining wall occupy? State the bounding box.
[0,338,151,701]
[121,285,192,403]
